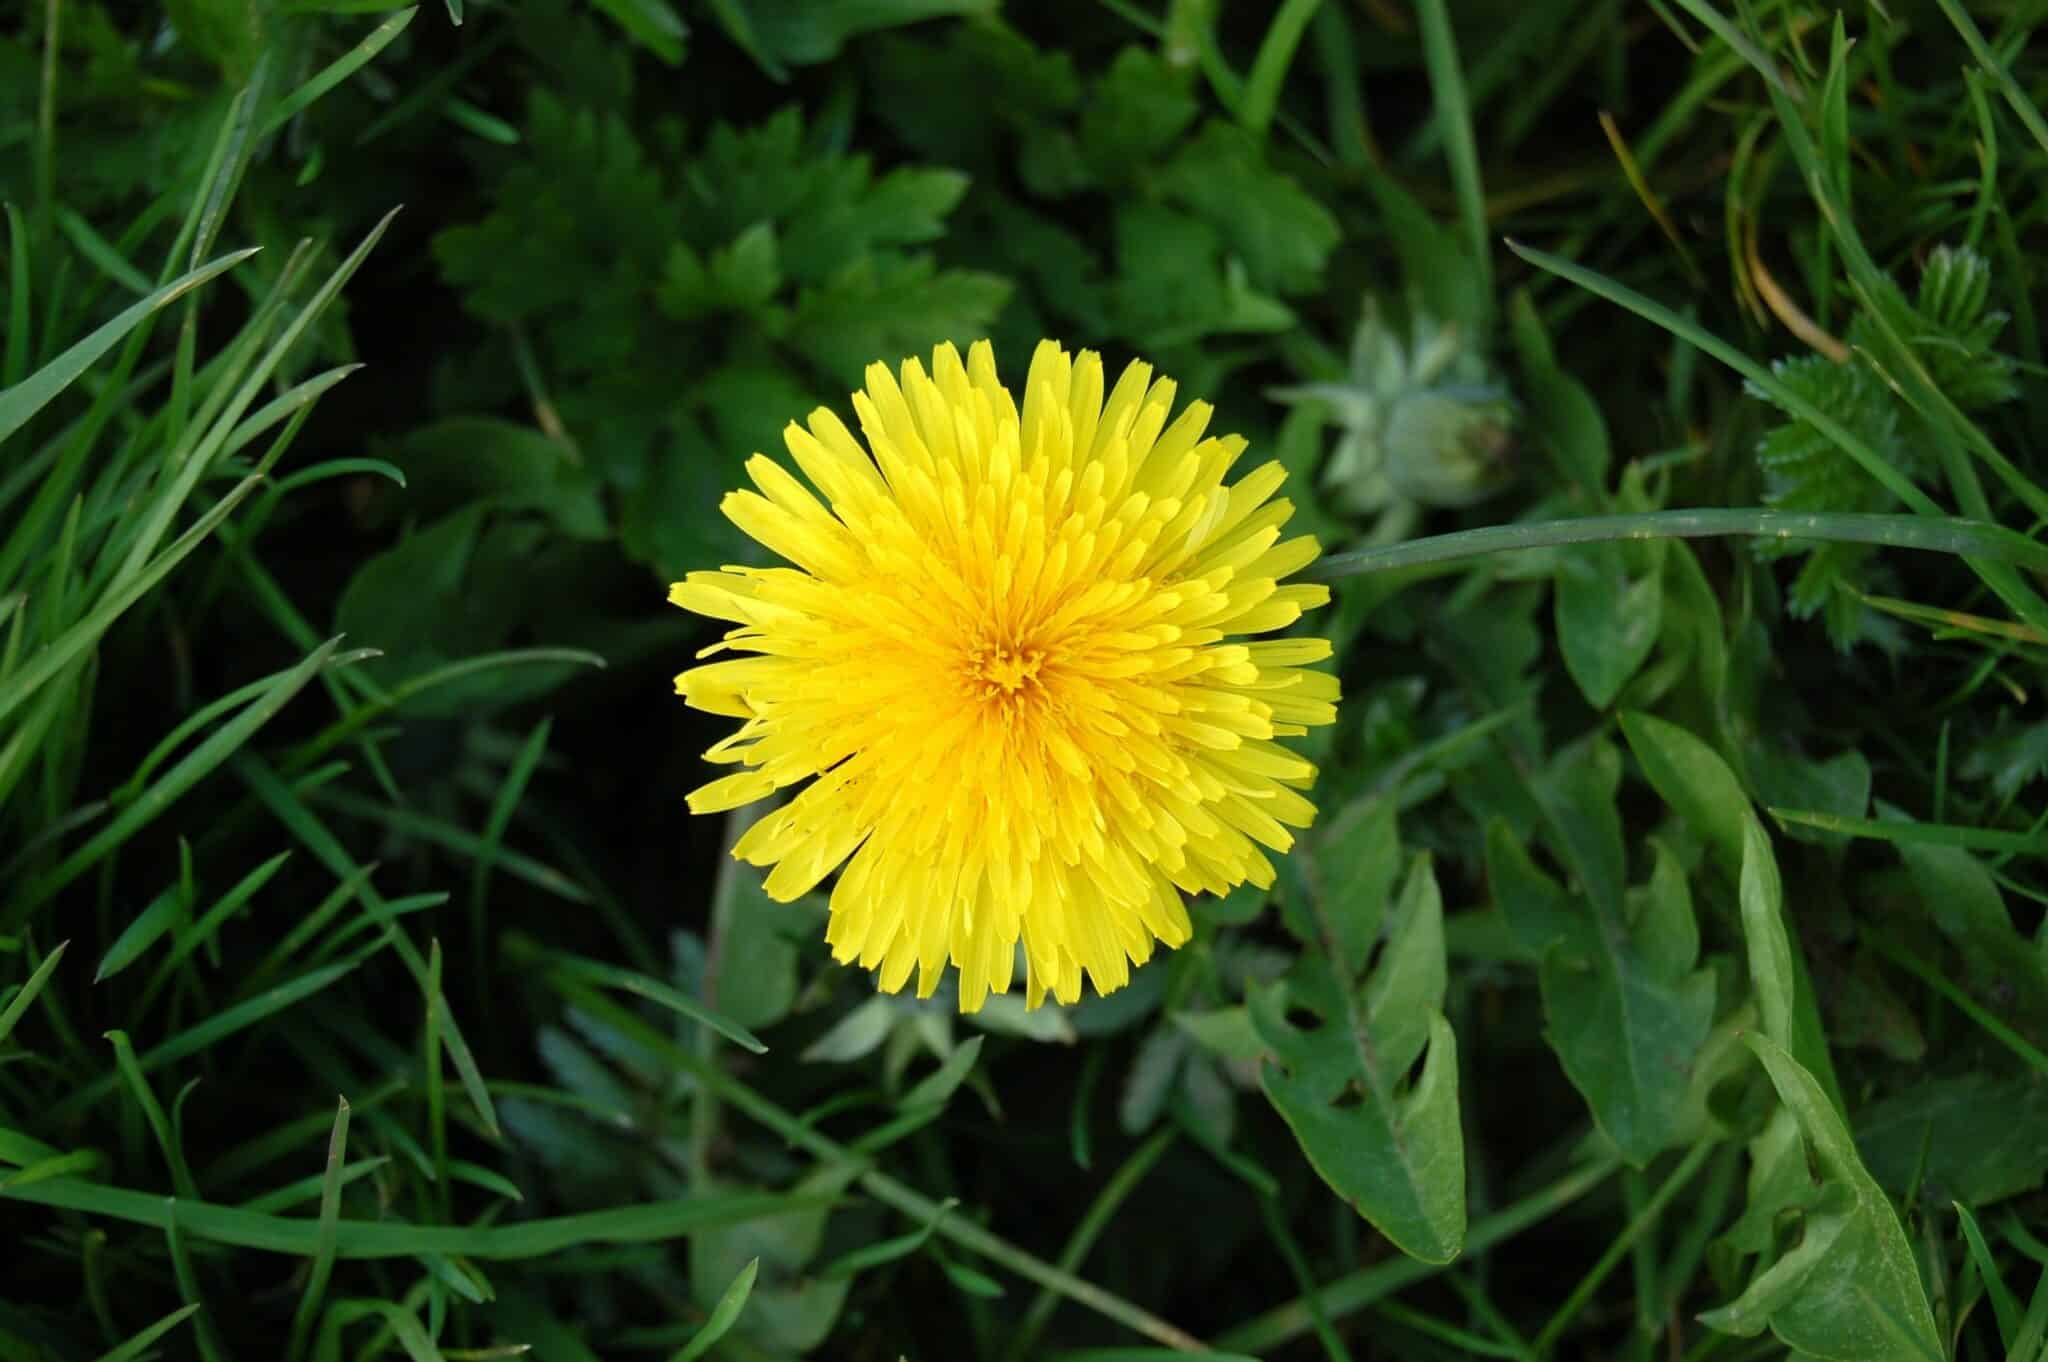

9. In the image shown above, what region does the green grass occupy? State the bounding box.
[5,1,2048,1360]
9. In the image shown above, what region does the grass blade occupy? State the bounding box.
[88,1303,203,1362]
[508,935,766,1054]
[1313,508,2048,581]
[259,8,420,138]
[0,938,67,1047]
[95,888,182,983]
[1414,0,1492,324]
[667,1258,759,1362]
[235,755,501,1137]
[286,1098,350,1362]
[7,635,341,921]
[1,1178,831,1259]
[106,1030,200,1199]
[0,474,263,734]
[1239,0,1324,139]
[0,248,256,446]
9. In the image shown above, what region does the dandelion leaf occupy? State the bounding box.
[1700,1035,1942,1362]
[1489,738,1716,1166]
[1254,800,1465,1263]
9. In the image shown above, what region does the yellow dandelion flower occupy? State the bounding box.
[670,339,1339,1012]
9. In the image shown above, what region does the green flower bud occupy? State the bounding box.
[1382,387,1517,507]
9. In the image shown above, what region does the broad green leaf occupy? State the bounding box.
[1119,1027,1189,1136]
[1253,841,1465,1263]
[1514,738,1716,1166]
[1700,1034,1942,1362]
[787,256,1011,388]
[1284,794,1399,959]
[377,419,605,537]
[1485,820,1589,959]
[1899,842,2048,1023]
[1857,1075,2048,1207]
[802,996,898,1064]
[1556,542,1664,709]
[1538,941,1714,1168]
[334,506,483,688]
[1619,711,1747,871]
[969,991,1077,1043]
[1172,1007,1266,1065]
[1746,745,1870,847]
[709,877,808,1033]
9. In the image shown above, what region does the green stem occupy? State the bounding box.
[1240,0,1326,139]
[564,986,1213,1353]
[1530,1140,1714,1356]
[1004,1126,1181,1362]
[1218,1156,1622,1353]
[1310,509,2048,582]
[1413,0,1493,324]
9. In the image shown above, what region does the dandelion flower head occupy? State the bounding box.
[671,339,1339,1011]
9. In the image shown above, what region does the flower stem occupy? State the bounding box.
[1309,509,2048,582]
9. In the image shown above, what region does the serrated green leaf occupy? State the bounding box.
[379,419,605,536]
[1080,47,1198,175]
[787,255,1011,387]
[1700,1034,1942,1362]
[1155,121,1339,294]
[1254,844,1465,1263]
[1509,739,1717,1165]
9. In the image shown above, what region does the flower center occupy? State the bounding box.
[967,641,1048,699]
